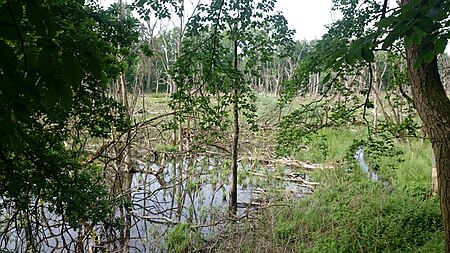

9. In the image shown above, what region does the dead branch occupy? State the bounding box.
[243,156,336,171]
[85,112,175,164]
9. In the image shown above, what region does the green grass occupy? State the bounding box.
[132,93,171,113]
[216,168,443,253]
[394,140,432,196]
[275,126,367,164]
[127,93,443,252]
[213,125,444,253]
[363,138,433,198]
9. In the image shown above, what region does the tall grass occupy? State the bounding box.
[300,127,367,163]
[213,126,443,252]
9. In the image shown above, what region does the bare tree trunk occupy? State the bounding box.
[405,39,450,253]
[432,149,438,196]
[373,64,380,133]
[229,40,239,217]
[118,74,132,172]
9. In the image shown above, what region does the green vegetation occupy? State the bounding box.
[0,0,136,241]
[166,223,203,253]
[290,127,367,163]
[1,0,449,251]
[215,126,443,252]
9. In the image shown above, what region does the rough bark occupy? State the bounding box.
[405,43,450,253]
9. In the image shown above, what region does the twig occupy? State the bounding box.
[85,112,174,164]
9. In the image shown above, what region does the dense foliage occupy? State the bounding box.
[170,0,294,136]
[0,0,138,242]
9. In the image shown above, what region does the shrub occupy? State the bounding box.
[166,223,203,253]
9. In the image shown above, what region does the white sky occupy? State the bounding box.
[275,0,335,41]
[102,0,337,41]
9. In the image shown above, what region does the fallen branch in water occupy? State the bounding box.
[249,171,319,189]
[243,156,336,171]
[137,215,178,225]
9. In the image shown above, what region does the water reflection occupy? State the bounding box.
[355,147,392,190]
[355,148,380,182]
[0,155,314,252]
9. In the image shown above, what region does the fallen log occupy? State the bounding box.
[243,156,336,171]
[249,171,319,188]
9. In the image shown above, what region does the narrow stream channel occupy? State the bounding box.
[355,147,380,182]
[355,147,392,190]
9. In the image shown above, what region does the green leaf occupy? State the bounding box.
[345,52,356,65]
[376,16,395,28]
[0,116,16,135]
[44,86,58,110]
[136,0,146,7]
[322,73,331,84]
[25,2,48,37]
[0,1,23,23]
[0,39,16,68]
[398,8,419,21]
[429,0,440,5]
[434,37,447,54]
[404,36,413,48]
[84,53,102,78]
[12,102,32,125]
[0,73,15,96]
[417,17,434,33]
[55,82,73,111]
[26,3,57,38]
[3,133,23,155]
[0,1,24,40]
[409,30,423,45]
[0,23,21,40]
[382,33,397,50]
[423,49,435,64]
[63,52,83,89]
[38,48,57,74]
[0,3,8,22]
[425,7,440,19]
[361,48,375,62]
[45,20,57,38]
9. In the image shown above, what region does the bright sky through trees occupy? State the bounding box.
[275,0,334,41]
[102,0,336,41]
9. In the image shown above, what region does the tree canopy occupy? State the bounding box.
[0,0,138,236]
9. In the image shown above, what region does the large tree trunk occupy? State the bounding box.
[405,44,450,252]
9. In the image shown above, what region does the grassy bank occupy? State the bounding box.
[214,127,443,252]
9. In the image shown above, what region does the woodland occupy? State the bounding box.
[0,0,450,252]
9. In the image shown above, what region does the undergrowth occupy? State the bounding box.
[214,171,443,253]
[212,126,443,252]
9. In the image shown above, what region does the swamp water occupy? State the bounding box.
[355,148,380,182]
[1,155,314,252]
[355,147,392,189]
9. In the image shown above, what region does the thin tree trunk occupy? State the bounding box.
[119,74,132,172]
[432,149,438,197]
[405,40,450,253]
[373,64,380,133]
[229,40,239,217]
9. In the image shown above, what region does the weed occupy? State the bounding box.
[213,124,443,252]
[166,223,203,253]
